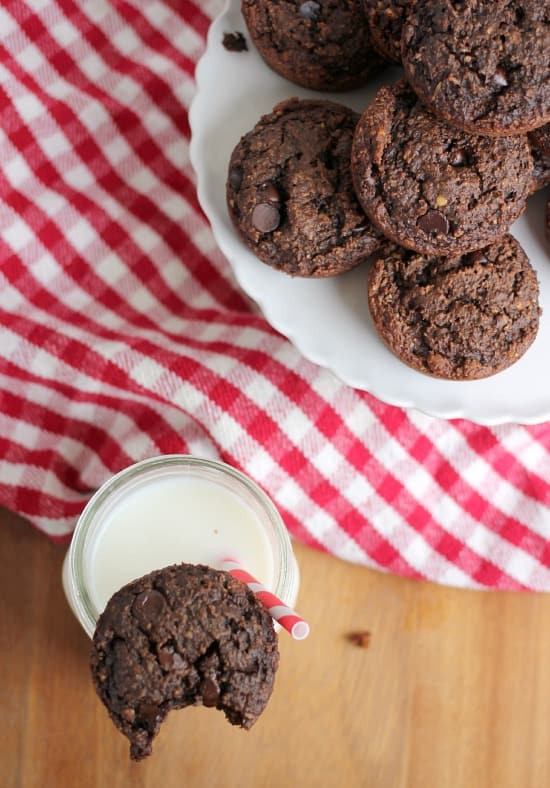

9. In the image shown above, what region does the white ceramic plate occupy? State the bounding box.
[189,0,550,425]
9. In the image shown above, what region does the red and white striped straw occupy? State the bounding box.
[222,559,310,641]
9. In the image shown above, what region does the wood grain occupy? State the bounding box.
[2,504,550,788]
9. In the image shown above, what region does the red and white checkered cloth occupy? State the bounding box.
[1,0,549,590]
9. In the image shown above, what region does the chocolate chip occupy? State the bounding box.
[417,209,449,236]
[229,165,243,191]
[260,182,281,203]
[466,250,488,265]
[449,149,467,167]
[158,648,186,671]
[298,1,321,20]
[132,589,166,625]
[200,676,220,707]
[222,32,247,52]
[493,68,508,88]
[252,202,280,233]
[138,702,160,728]
[350,223,371,234]
[515,6,525,24]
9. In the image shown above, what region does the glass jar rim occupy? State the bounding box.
[65,454,298,638]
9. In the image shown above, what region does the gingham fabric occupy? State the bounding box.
[1,0,549,591]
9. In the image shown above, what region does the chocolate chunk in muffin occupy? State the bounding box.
[530,123,550,159]
[227,99,381,277]
[241,0,383,91]
[401,0,550,136]
[528,123,550,193]
[351,81,533,256]
[529,147,550,194]
[90,563,279,761]
[363,0,417,63]
[367,235,540,380]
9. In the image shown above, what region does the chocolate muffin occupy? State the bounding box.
[363,0,417,63]
[367,236,541,380]
[351,81,533,256]
[402,0,550,136]
[227,99,381,277]
[241,0,383,91]
[90,563,279,761]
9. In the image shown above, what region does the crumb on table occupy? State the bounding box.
[347,631,371,649]
[222,32,248,52]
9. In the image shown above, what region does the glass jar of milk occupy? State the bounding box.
[63,455,300,637]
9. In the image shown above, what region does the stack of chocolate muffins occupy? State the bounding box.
[227,0,549,381]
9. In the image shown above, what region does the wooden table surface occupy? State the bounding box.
[3,504,550,788]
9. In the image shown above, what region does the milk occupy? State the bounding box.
[63,455,299,638]
[87,475,275,612]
